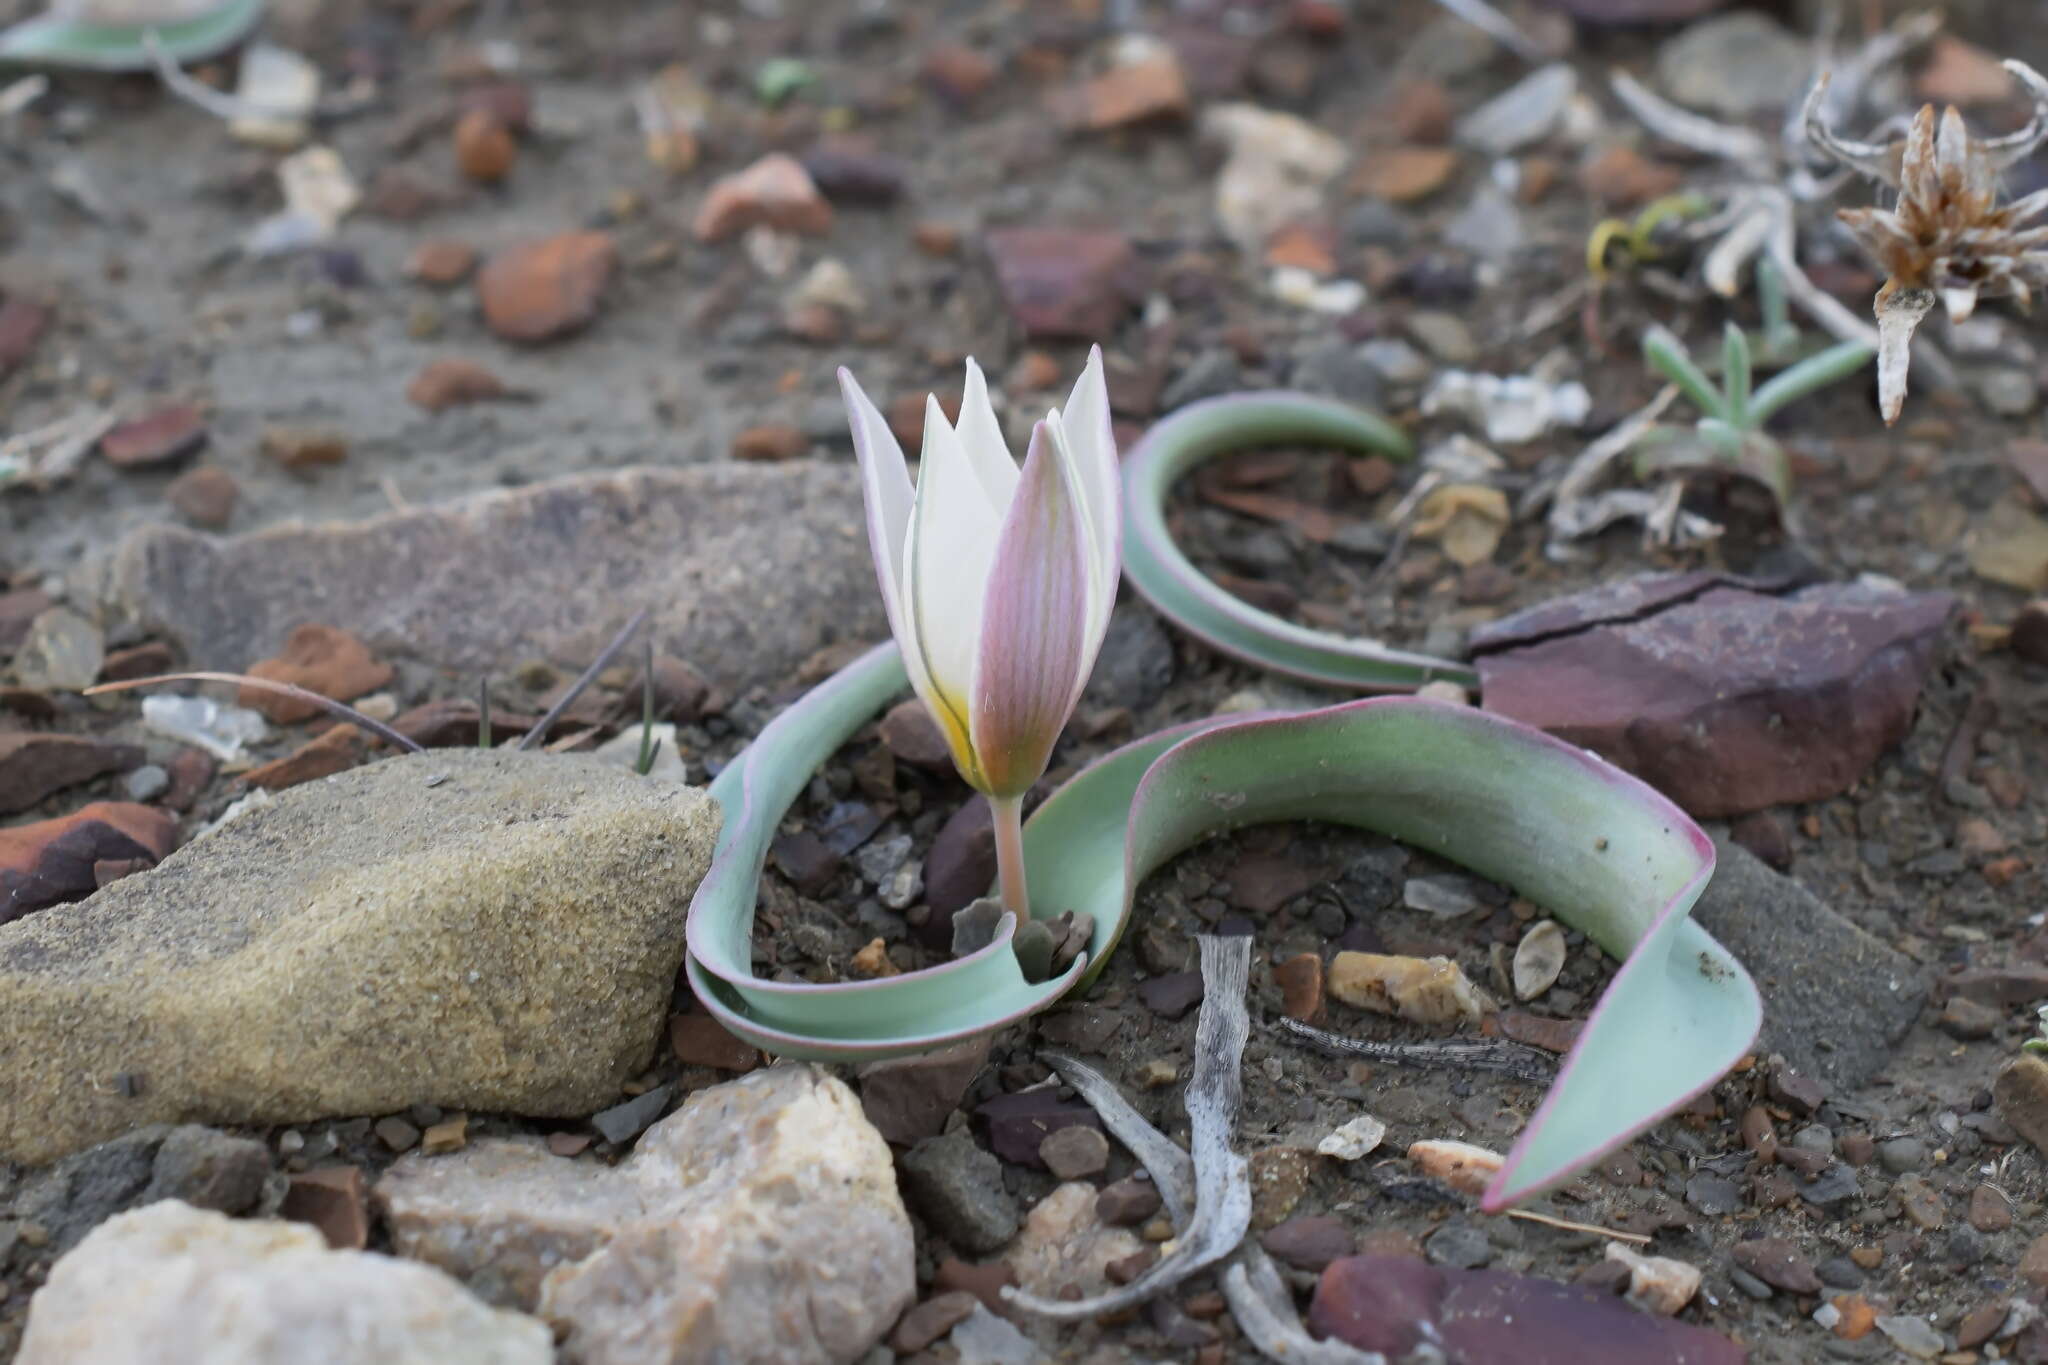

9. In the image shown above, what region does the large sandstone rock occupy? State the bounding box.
[99,464,885,693]
[17,1200,551,1365]
[0,748,720,1164]
[376,1065,914,1365]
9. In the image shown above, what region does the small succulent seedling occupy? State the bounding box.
[2026,1004,2048,1057]
[1586,193,1712,283]
[1631,317,1871,504]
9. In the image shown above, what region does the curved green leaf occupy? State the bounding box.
[1120,393,1476,692]
[1642,326,1730,424]
[0,0,264,69]
[1746,338,1874,426]
[685,650,1759,1207]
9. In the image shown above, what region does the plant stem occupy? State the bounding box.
[990,793,1030,919]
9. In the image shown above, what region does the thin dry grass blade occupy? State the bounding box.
[84,672,425,754]
[517,607,650,751]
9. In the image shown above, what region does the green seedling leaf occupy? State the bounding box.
[1746,339,1874,426]
[1720,322,1752,427]
[1642,326,1730,425]
[1120,393,1475,692]
[685,649,1758,1208]
[0,0,264,70]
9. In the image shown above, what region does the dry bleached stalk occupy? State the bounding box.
[1018,938,1385,1363]
[1805,59,2048,424]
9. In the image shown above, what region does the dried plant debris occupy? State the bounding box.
[1006,935,1252,1321]
[1806,60,2048,423]
[1033,937,1380,1364]
[1604,11,1943,357]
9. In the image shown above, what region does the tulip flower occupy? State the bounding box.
[839,348,1121,918]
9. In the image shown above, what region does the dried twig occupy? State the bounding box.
[1009,936,1253,1319]
[1275,1016,1558,1085]
[1428,0,1544,64]
[517,608,650,751]
[84,672,425,754]
[1504,1208,1651,1245]
[1039,942,1384,1363]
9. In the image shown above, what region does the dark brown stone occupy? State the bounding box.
[1262,1214,1355,1270]
[0,802,175,923]
[984,228,1141,340]
[99,406,207,469]
[0,733,143,815]
[242,724,364,791]
[889,1291,978,1354]
[0,587,52,657]
[931,1257,1016,1315]
[1096,1176,1162,1226]
[391,698,539,749]
[1731,1237,1821,1293]
[667,1014,761,1072]
[1729,810,1793,869]
[475,232,617,344]
[164,467,239,529]
[859,1037,988,1145]
[241,624,393,724]
[280,1165,369,1249]
[880,699,952,770]
[2013,600,2048,664]
[1475,577,1952,818]
[920,798,996,946]
[0,295,52,378]
[99,641,175,683]
[1273,952,1324,1023]
[406,358,510,412]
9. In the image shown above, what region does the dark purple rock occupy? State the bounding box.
[1729,810,1793,869]
[976,1089,1102,1168]
[1475,578,1953,818]
[1137,970,1204,1019]
[99,406,208,470]
[1310,1256,1748,1364]
[799,140,907,205]
[918,797,996,948]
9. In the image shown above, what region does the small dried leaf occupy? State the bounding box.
[1512,920,1566,1001]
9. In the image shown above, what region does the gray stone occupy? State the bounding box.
[1290,340,1384,405]
[1424,1219,1491,1268]
[123,765,169,803]
[1975,368,2038,417]
[376,1067,913,1363]
[1405,312,1478,366]
[12,1124,272,1255]
[1655,13,1810,118]
[16,1201,551,1365]
[97,465,885,695]
[1877,1137,1926,1175]
[1795,1165,1860,1206]
[8,608,103,693]
[1685,1173,1743,1216]
[1161,349,1243,412]
[1359,339,1431,388]
[1691,837,1928,1093]
[589,1084,674,1146]
[1444,185,1525,263]
[1081,605,1175,713]
[856,832,914,887]
[1454,65,1576,155]
[0,749,721,1164]
[899,1131,1018,1255]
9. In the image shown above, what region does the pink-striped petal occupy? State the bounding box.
[969,420,1094,799]
[957,357,1022,510]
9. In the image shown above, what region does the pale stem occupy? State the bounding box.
[990,793,1030,918]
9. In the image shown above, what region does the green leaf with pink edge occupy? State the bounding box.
[0,0,264,70]
[1119,391,1477,693]
[685,644,1758,1205]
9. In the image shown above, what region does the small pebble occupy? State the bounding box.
[1424,1220,1491,1269]
[374,1116,420,1153]
[123,765,170,802]
[1039,1125,1110,1181]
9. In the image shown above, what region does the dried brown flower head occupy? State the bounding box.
[1806,60,2048,424]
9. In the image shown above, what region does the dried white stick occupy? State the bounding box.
[1006,936,1252,1320]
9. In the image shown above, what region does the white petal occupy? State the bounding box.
[957,358,1021,511]
[908,394,1005,713]
[837,367,915,646]
[1046,411,1114,716]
